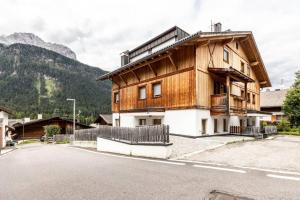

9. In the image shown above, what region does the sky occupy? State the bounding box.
[0,0,299,88]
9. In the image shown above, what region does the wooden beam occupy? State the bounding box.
[250,61,259,66]
[148,64,157,76]
[168,55,177,70]
[259,81,267,85]
[222,37,234,45]
[119,74,127,85]
[110,77,120,87]
[197,40,210,47]
[226,75,231,115]
[131,70,140,82]
[240,36,249,43]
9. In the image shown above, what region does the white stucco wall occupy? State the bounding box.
[97,137,172,159]
[0,111,9,148]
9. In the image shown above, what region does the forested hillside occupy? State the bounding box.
[0,43,111,123]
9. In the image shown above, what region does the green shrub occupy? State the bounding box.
[278,132,300,136]
[44,125,61,137]
[276,119,291,132]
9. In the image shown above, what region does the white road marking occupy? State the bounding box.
[267,174,300,181]
[68,146,185,166]
[193,164,247,173]
[174,159,300,176]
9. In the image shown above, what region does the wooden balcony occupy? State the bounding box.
[211,94,228,115]
[211,94,246,115]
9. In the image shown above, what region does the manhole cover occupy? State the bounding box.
[208,190,254,200]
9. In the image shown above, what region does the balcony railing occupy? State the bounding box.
[211,94,246,115]
[211,94,228,114]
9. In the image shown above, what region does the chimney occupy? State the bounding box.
[121,50,130,66]
[37,114,43,120]
[213,23,222,32]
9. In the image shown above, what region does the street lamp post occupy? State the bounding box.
[67,98,76,134]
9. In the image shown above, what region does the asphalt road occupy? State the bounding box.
[0,144,299,200]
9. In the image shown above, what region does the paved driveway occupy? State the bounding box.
[181,135,300,172]
[170,135,254,159]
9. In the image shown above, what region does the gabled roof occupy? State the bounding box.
[260,89,288,108]
[13,117,91,128]
[0,106,13,115]
[94,114,112,124]
[98,28,271,88]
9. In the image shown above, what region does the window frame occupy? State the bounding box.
[152,81,162,98]
[223,48,229,63]
[153,119,162,125]
[247,93,251,103]
[139,119,146,126]
[241,61,245,73]
[114,92,120,103]
[138,85,147,100]
[252,94,256,104]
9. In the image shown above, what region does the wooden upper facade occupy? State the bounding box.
[99,27,271,116]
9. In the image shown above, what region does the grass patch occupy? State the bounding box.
[55,141,70,144]
[278,132,300,136]
[19,140,39,145]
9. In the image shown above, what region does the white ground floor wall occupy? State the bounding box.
[113,109,261,137]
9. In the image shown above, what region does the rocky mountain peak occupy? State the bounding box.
[0,32,77,60]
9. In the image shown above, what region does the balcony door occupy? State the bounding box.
[214,81,227,95]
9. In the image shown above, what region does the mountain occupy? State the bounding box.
[0,42,111,122]
[0,33,76,59]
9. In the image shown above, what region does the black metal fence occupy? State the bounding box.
[74,125,170,145]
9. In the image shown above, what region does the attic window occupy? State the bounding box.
[223,49,229,63]
[138,86,146,100]
[114,92,120,103]
[241,61,245,73]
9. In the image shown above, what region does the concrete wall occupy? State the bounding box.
[97,137,172,159]
[71,141,97,148]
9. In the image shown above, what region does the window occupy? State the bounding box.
[138,86,146,100]
[247,93,250,103]
[241,61,245,73]
[252,94,256,104]
[223,49,229,63]
[115,119,120,127]
[139,119,146,126]
[202,119,207,135]
[241,90,245,98]
[114,92,120,103]
[223,118,228,132]
[152,82,161,98]
[214,119,218,133]
[247,65,250,76]
[153,119,161,125]
[236,42,239,49]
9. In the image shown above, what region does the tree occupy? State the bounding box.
[43,125,61,137]
[283,71,300,126]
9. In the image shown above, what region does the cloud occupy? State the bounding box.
[0,0,299,89]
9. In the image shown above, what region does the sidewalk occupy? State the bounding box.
[0,147,16,155]
[170,135,254,159]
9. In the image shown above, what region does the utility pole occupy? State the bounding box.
[67,99,76,134]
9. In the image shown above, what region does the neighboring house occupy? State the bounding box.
[94,114,112,126]
[0,106,12,148]
[260,89,288,122]
[98,24,271,137]
[13,117,91,139]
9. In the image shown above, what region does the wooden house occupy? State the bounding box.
[13,117,91,139]
[98,24,271,136]
[94,114,112,126]
[260,89,288,122]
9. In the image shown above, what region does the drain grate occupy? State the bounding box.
[208,190,254,200]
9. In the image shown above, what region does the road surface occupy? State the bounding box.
[0,144,299,199]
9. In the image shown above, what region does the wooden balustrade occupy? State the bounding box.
[211,94,228,114]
